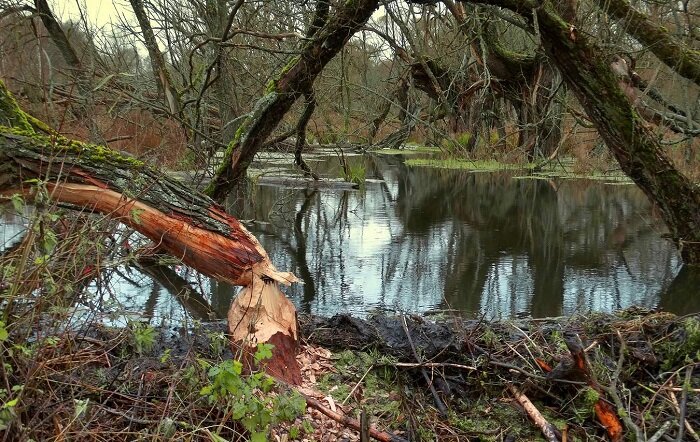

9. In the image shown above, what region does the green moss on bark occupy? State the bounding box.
[1,125,144,168]
[0,80,34,133]
[598,0,700,86]
[266,56,302,94]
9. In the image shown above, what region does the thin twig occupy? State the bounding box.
[488,360,586,385]
[342,364,374,405]
[668,388,700,441]
[676,366,694,442]
[360,410,370,442]
[647,421,673,442]
[302,394,409,442]
[602,331,642,441]
[401,315,448,418]
[391,361,477,371]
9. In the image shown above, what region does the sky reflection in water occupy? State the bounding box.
[244,155,687,319]
[2,153,698,322]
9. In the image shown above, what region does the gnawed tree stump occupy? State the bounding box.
[0,120,302,383]
[229,278,301,384]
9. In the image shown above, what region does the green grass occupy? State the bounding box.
[405,158,531,171]
[370,145,442,155]
[406,156,634,183]
[514,169,633,183]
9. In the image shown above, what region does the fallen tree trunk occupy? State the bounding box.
[0,130,289,287]
[0,120,301,383]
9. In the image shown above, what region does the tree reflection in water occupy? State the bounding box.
[226,154,687,319]
[1,153,692,321]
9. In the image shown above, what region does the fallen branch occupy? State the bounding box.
[564,335,625,441]
[647,421,673,442]
[508,384,560,442]
[402,315,448,418]
[676,366,695,442]
[301,393,409,442]
[668,380,700,441]
[391,361,477,371]
[1,119,301,384]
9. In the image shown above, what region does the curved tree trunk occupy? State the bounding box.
[468,0,700,264]
[205,0,379,202]
[294,91,320,180]
[128,0,181,115]
[593,0,700,87]
[483,23,564,160]
[34,0,103,142]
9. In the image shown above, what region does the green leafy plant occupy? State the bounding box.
[440,131,473,154]
[199,345,306,440]
[129,322,156,355]
[160,348,172,364]
[0,321,8,343]
[254,343,273,364]
[207,331,227,357]
[10,194,24,215]
[0,397,18,431]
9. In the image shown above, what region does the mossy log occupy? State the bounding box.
[0,81,32,131]
[0,127,302,384]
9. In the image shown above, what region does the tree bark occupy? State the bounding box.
[34,0,103,142]
[34,0,84,80]
[467,0,700,264]
[1,74,302,382]
[0,81,33,132]
[128,0,181,115]
[482,22,564,159]
[294,91,320,180]
[0,127,302,382]
[205,0,379,202]
[0,130,272,283]
[593,0,700,87]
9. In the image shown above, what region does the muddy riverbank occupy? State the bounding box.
[2,309,697,441]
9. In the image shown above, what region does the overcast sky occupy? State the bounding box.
[50,0,134,28]
[50,0,387,30]
[47,0,388,56]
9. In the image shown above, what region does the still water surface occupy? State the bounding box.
[2,151,699,322]
[240,153,696,318]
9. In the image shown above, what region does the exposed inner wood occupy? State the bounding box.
[1,128,300,382]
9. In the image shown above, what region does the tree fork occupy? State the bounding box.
[204,0,380,202]
[593,0,700,87]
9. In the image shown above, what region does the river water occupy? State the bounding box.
[2,150,699,323]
